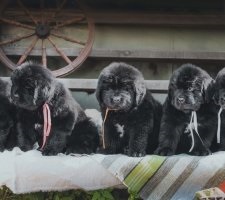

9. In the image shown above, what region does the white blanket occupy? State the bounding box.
[0,148,124,194]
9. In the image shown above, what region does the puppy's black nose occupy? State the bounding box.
[220,95,225,104]
[177,97,185,104]
[13,93,19,98]
[112,96,122,104]
[11,89,19,102]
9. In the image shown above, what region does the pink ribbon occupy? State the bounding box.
[40,103,51,150]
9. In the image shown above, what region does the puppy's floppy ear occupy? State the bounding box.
[95,76,103,105]
[167,77,176,102]
[95,84,101,103]
[134,79,146,106]
[202,77,215,103]
[168,87,173,102]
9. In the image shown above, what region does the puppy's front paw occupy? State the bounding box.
[20,145,33,152]
[191,148,211,156]
[126,150,146,157]
[130,152,146,157]
[41,146,58,156]
[96,147,114,154]
[0,145,4,152]
[154,147,174,156]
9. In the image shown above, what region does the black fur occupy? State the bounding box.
[0,79,16,151]
[66,117,99,154]
[209,68,225,151]
[96,62,162,156]
[155,63,217,156]
[10,62,99,155]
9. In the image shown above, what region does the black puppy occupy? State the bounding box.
[96,62,162,156]
[155,63,217,156]
[0,79,16,151]
[11,62,99,155]
[209,68,225,151]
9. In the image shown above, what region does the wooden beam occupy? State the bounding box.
[59,78,98,91]
[1,77,169,92]
[90,12,225,27]
[3,47,225,61]
[2,9,225,26]
[59,79,169,92]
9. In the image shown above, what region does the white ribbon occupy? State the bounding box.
[217,107,223,144]
[188,111,205,152]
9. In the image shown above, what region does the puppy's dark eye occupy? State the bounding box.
[103,76,113,83]
[108,76,113,82]
[124,87,130,91]
[121,80,132,84]
[187,87,194,92]
[213,94,219,102]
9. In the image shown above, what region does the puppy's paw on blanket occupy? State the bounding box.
[191,148,212,156]
[96,147,113,155]
[126,149,146,157]
[41,146,60,156]
[154,147,174,156]
[128,152,146,157]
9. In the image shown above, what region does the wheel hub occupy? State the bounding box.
[35,23,50,39]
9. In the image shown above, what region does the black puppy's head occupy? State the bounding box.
[169,63,212,113]
[10,62,55,110]
[211,68,225,109]
[96,62,146,111]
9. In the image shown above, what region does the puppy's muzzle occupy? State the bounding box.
[219,93,225,108]
[220,93,225,104]
[177,96,185,104]
[11,87,19,102]
[111,96,122,105]
[11,93,19,103]
[175,95,199,111]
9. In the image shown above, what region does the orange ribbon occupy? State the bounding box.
[102,108,118,149]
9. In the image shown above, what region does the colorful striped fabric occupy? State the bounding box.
[97,152,225,200]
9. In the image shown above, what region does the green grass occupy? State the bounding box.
[0,186,141,200]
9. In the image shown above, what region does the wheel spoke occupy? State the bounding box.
[0,17,35,30]
[51,17,85,30]
[40,0,44,23]
[17,0,38,25]
[51,0,67,19]
[0,32,35,46]
[47,37,72,64]
[51,32,85,46]
[42,39,47,67]
[17,36,39,65]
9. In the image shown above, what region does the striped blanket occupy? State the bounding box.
[1,148,225,199]
[95,152,225,200]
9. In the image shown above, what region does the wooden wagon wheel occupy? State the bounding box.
[0,0,95,77]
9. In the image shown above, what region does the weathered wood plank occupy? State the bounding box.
[59,79,169,92]
[90,12,225,26]
[3,47,225,61]
[2,10,225,26]
[59,78,98,91]
[1,77,169,92]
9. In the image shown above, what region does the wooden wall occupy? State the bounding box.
[1,0,225,108]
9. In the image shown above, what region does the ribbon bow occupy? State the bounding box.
[188,111,205,152]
